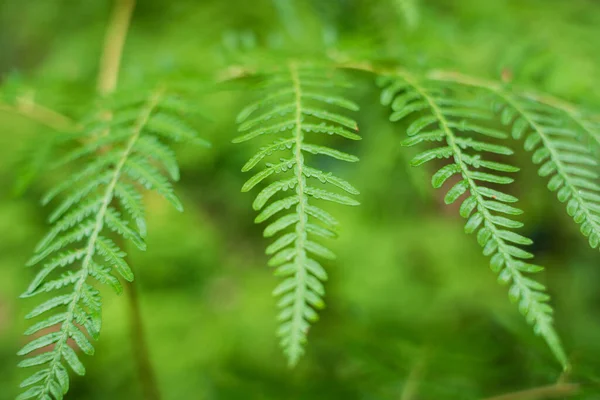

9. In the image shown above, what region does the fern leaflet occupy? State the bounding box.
[235,63,360,366]
[378,72,568,369]
[429,71,600,253]
[494,93,600,250]
[18,88,207,400]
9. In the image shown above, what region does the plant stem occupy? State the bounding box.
[483,383,580,400]
[125,265,161,400]
[97,0,136,96]
[287,62,309,367]
[328,56,600,124]
[400,351,428,400]
[97,1,161,399]
[427,69,600,123]
[0,101,76,132]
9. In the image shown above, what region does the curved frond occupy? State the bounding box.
[235,63,360,366]
[379,72,568,369]
[18,88,207,400]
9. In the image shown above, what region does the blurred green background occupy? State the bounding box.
[1,0,600,399]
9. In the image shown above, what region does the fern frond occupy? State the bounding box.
[235,63,360,366]
[18,88,207,400]
[492,94,600,251]
[379,72,568,369]
[428,71,600,253]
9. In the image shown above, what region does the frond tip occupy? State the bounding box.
[18,88,206,400]
[379,72,568,369]
[235,63,360,366]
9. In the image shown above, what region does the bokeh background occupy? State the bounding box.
[1,0,600,398]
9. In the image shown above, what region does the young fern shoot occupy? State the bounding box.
[378,72,568,369]
[17,88,207,400]
[234,63,360,366]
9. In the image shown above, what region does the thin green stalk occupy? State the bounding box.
[96,0,162,398]
[287,62,309,367]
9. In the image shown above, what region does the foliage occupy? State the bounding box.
[378,72,567,367]
[235,63,360,366]
[17,89,206,399]
[1,0,600,399]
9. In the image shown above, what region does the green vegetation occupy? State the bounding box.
[1,0,599,399]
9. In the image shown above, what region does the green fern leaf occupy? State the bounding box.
[18,87,207,399]
[380,73,568,369]
[235,63,360,366]
[492,94,600,251]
